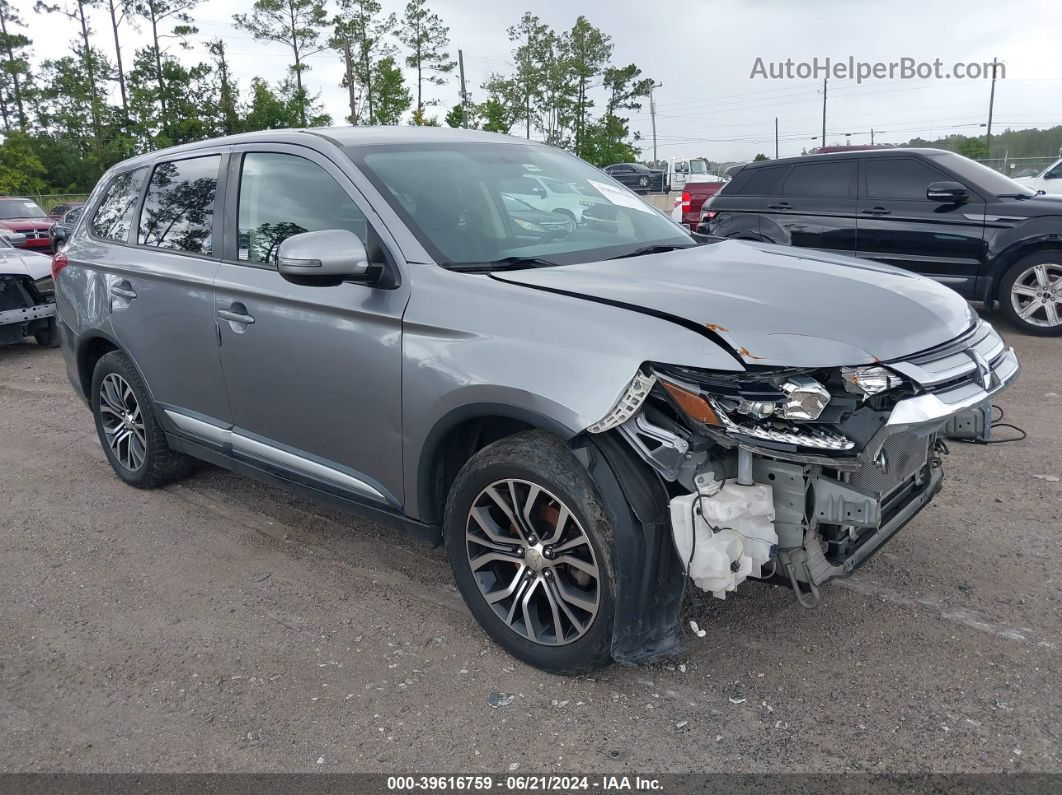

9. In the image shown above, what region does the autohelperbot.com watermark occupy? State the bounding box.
[750,56,1005,83]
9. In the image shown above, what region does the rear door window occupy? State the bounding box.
[781,161,855,198]
[90,168,148,242]
[864,158,948,200]
[236,152,368,266]
[138,155,220,254]
[726,165,786,196]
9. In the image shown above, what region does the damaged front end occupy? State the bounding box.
[590,319,1019,610]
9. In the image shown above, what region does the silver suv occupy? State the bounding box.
[53,128,1018,673]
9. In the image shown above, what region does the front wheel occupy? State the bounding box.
[999,252,1062,336]
[443,431,616,674]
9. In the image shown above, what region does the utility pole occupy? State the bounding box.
[458,49,468,128]
[986,58,999,159]
[774,117,779,159]
[870,128,875,145]
[820,77,827,150]
[649,81,662,163]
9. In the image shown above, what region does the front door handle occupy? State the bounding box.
[218,305,255,325]
[110,281,137,300]
[766,201,792,210]
[861,206,892,216]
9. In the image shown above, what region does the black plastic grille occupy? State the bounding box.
[849,432,930,499]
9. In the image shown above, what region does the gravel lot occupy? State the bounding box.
[0,310,1059,774]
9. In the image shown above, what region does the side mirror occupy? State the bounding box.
[277,229,373,284]
[531,187,546,199]
[51,225,68,244]
[2,232,27,247]
[927,181,969,203]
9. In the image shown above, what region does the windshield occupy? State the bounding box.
[690,160,709,174]
[929,152,1036,197]
[348,142,692,268]
[0,199,47,219]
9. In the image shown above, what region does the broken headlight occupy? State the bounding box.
[841,365,903,397]
[651,365,855,451]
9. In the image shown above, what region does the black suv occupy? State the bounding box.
[699,148,1062,336]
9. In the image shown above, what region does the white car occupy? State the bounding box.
[1013,158,1062,194]
[0,233,59,347]
[498,174,606,224]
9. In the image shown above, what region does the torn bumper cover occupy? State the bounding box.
[590,319,1019,605]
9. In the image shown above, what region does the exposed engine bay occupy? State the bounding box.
[589,320,1019,608]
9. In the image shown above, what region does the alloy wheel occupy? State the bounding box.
[464,479,600,646]
[98,373,147,471]
[1010,262,1062,328]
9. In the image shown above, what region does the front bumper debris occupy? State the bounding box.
[627,320,1018,607]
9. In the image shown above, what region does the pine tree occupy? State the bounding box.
[396,0,455,122]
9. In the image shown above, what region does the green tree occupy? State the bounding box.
[564,16,611,159]
[598,63,651,157]
[333,0,396,125]
[444,101,478,129]
[752,153,769,161]
[36,0,107,171]
[0,0,31,130]
[207,39,239,136]
[396,0,455,122]
[34,49,120,184]
[506,12,548,139]
[478,73,521,134]
[127,1,200,142]
[0,130,46,193]
[370,55,411,125]
[104,0,132,122]
[235,0,329,127]
[956,136,989,161]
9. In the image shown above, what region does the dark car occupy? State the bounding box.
[0,197,54,254]
[500,194,575,238]
[48,201,85,220]
[699,148,1062,335]
[50,206,83,247]
[602,163,664,194]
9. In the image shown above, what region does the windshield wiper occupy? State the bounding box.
[606,243,696,260]
[444,256,560,273]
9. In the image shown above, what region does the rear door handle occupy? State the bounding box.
[217,304,255,325]
[861,206,892,216]
[766,202,791,210]
[110,281,137,300]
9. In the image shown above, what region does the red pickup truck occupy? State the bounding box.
[671,179,726,230]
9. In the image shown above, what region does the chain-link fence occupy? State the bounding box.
[32,193,91,214]
[976,155,1058,178]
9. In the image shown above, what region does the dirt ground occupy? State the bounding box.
[0,310,1059,774]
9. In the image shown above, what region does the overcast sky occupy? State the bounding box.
[16,0,1062,162]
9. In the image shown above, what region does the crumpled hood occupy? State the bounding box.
[0,247,52,280]
[490,240,974,367]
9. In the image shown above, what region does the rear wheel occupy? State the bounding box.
[443,431,615,674]
[91,351,195,488]
[999,252,1062,336]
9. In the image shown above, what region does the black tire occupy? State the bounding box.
[91,350,195,488]
[998,251,1062,336]
[443,431,616,674]
[33,318,61,347]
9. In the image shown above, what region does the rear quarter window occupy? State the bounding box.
[90,168,148,242]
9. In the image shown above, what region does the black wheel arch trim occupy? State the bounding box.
[570,430,685,666]
[986,234,1062,299]
[416,402,580,526]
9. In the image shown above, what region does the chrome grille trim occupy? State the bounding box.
[889,321,1006,388]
